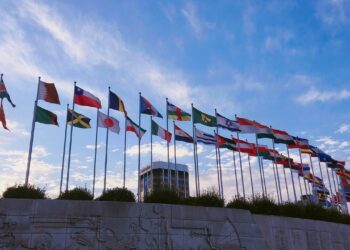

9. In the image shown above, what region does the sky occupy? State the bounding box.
[1,0,350,201]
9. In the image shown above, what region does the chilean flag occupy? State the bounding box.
[74,86,102,109]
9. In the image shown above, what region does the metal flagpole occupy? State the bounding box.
[255,135,265,196]
[232,149,239,196]
[236,132,245,200]
[286,147,297,202]
[272,159,281,204]
[173,121,179,193]
[298,149,308,195]
[245,139,255,199]
[331,169,338,198]
[103,87,111,192]
[214,131,222,197]
[25,76,41,186]
[123,116,127,188]
[137,92,142,202]
[261,153,268,195]
[93,109,100,197]
[325,164,334,201]
[282,163,290,202]
[191,104,198,196]
[271,138,283,203]
[150,116,154,190]
[66,81,76,192]
[335,173,348,214]
[195,126,201,196]
[166,98,171,190]
[217,139,224,199]
[316,157,326,202]
[59,104,69,195]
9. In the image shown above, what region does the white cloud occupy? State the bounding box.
[86,143,102,150]
[181,2,203,38]
[336,124,350,133]
[295,87,350,104]
[316,0,348,25]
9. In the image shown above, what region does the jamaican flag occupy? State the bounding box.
[67,108,91,128]
[192,107,216,127]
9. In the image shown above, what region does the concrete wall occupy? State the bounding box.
[254,214,350,250]
[0,199,268,250]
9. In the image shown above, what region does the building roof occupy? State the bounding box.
[140,161,188,175]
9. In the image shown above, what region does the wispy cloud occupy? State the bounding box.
[336,124,350,133]
[295,87,350,104]
[316,0,348,25]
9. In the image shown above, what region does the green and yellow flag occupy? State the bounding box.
[67,108,91,128]
[35,106,58,126]
[192,107,216,127]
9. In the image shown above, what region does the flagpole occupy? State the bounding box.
[282,161,290,202]
[25,76,41,187]
[236,132,245,200]
[272,157,281,204]
[166,98,171,190]
[103,87,111,193]
[173,121,179,193]
[255,133,267,196]
[298,149,308,195]
[214,132,222,197]
[214,109,224,199]
[232,148,239,197]
[316,157,326,202]
[123,115,127,188]
[195,126,201,196]
[244,138,254,199]
[331,169,338,199]
[137,92,142,202]
[59,104,69,195]
[286,147,297,202]
[271,137,283,203]
[255,135,265,196]
[260,155,268,196]
[150,116,154,192]
[191,104,198,197]
[93,109,100,197]
[66,81,76,191]
[325,164,334,202]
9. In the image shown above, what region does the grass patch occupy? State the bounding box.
[2,184,46,199]
[58,187,93,200]
[96,187,135,202]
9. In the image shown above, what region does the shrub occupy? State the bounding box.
[2,184,46,199]
[226,196,251,210]
[58,187,93,200]
[181,189,224,208]
[250,195,279,215]
[144,188,180,204]
[96,187,135,202]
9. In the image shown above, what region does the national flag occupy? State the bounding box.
[313,184,329,195]
[236,116,269,134]
[167,102,191,121]
[327,160,346,169]
[288,136,309,149]
[0,103,9,130]
[336,169,350,179]
[140,95,162,118]
[97,111,120,134]
[0,77,15,107]
[249,144,270,157]
[309,145,333,162]
[126,116,146,138]
[195,128,216,145]
[67,108,91,128]
[109,90,127,115]
[272,129,295,145]
[192,107,216,127]
[74,85,102,109]
[37,80,60,104]
[35,106,58,126]
[151,120,172,142]
[274,154,293,166]
[216,112,240,132]
[174,124,193,143]
[256,126,274,139]
[300,148,314,154]
[263,148,281,161]
[216,134,236,150]
[232,138,254,154]
[298,164,310,176]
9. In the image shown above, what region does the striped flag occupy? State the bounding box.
[174,124,193,143]
[74,86,102,109]
[167,102,191,121]
[109,90,127,115]
[151,120,172,142]
[216,112,240,132]
[126,116,146,138]
[195,129,216,145]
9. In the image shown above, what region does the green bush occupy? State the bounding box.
[96,187,135,202]
[226,196,251,210]
[58,187,93,200]
[144,188,180,204]
[189,190,224,207]
[2,184,46,199]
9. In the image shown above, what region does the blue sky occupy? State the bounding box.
[1,0,350,200]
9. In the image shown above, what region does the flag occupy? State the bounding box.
[249,144,270,157]
[236,117,268,134]
[0,103,9,130]
[109,90,127,115]
[232,138,254,154]
[167,102,191,121]
[336,169,350,179]
[309,146,333,162]
[288,136,309,149]
[192,107,216,127]
[35,106,58,126]
[263,148,281,161]
[195,128,216,145]
[126,116,146,138]
[74,86,102,108]
[140,95,162,118]
[272,129,295,145]
[67,108,91,128]
[0,77,15,107]
[256,126,274,139]
[97,111,120,134]
[216,134,236,150]
[151,120,172,142]
[298,164,310,176]
[216,112,240,132]
[313,184,329,195]
[174,124,193,143]
[37,80,60,104]
[327,159,346,169]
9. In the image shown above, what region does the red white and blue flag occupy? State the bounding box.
[140,95,163,118]
[74,86,102,109]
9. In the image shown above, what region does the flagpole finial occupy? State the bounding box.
[108,86,110,90]
[0,73,3,79]
[139,92,141,96]
[38,76,41,81]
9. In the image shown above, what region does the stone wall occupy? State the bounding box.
[254,214,350,250]
[0,199,268,249]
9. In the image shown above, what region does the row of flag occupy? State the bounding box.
[0,74,348,208]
